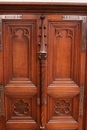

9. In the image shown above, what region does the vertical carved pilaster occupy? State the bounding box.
[38,15,47,129]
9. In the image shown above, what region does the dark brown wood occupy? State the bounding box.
[0,2,87,14]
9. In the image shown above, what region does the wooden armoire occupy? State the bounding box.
[0,2,87,130]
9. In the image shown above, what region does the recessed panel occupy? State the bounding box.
[47,95,79,122]
[47,21,81,85]
[56,29,72,78]
[54,99,72,116]
[12,99,30,116]
[12,28,29,78]
[3,20,37,85]
[5,94,37,122]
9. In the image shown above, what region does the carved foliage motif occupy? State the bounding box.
[13,100,30,116]
[54,99,72,116]
[55,29,73,38]
[11,28,29,38]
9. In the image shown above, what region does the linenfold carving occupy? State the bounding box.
[54,99,72,116]
[13,100,30,116]
[55,29,73,38]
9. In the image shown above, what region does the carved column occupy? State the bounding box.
[38,15,47,129]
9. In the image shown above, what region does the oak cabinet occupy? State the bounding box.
[0,3,87,130]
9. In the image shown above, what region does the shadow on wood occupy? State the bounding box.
[0,116,5,130]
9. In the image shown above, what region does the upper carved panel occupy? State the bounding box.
[54,99,72,116]
[55,29,73,38]
[12,28,29,78]
[3,20,37,85]
[47,21,81,84]
[13,100,30,116]
[11,28,29,39]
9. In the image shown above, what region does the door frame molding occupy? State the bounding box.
[0,2,87,14]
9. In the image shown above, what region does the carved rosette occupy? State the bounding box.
[54,99,72,116]
[38,15,47,129]
[13,100,30,116]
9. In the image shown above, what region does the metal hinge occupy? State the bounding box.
[44,97,47,105]
[0,15,22,21]
[82,27,87,51]
[63,15,86,23]
[79,85,84,116]
[63,15,87,51]
[0,85,4,116]
[37,97,40,105]
[37,97,47,105]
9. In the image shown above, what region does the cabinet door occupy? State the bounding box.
[2,16,40,130]
[45,15,85,130]
[0,14,86,130]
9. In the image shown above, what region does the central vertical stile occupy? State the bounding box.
[38,15,47,129]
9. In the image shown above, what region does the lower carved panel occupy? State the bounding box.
[54,99,72,116]
[5,94,37,122]
[47,95,79,122]
[13,99,30,116]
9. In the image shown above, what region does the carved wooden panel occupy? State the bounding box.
[3,20,37,85]
[55,29,73,78]
[1,15,85,130]
[54,99,72,116]
[5,94,37,122]
[12,28,29,78]
[47,95,79,122]
[13,99,30,116]
[2,18,39,130]
[46,17,84,130]
[47,21,81,84]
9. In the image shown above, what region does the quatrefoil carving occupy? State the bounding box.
[13,100,30,116]
[54,99,72,116]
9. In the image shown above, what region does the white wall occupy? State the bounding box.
[0,0,87,2]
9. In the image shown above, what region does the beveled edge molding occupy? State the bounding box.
[0,3,87,14]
